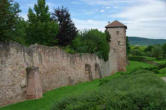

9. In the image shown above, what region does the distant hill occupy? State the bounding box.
[128,37,166,45]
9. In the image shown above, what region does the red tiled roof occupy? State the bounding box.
[105,20,127,29]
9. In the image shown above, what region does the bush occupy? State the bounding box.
[128,56,157,62]
[158,62,166,69]
[52,70,166,110]
[143,66,159,74]
[159,68,166,74]
[130,46,145,56]
[128,56,146,62]
[151,46,163,59]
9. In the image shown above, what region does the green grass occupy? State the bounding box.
[52,70,166,110]
[0,61,164,110]
[126,61,153,72]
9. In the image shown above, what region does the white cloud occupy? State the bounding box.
[112,0,166,39]
[19,13,28,20]
[80,0,132,6]
[47,2,58,12]
[100,9,105,13]
[73,18,107,31]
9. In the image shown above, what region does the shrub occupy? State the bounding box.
[128,56,157,62]
[128,56,146,62]
[158,63,166,69]
[151,45,163,59]
[159,68,166,74]
[143,66,159,74]
[52,70,166,110]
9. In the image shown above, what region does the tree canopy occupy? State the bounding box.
[26,0,59,46]
[52,7,77,46]
[0,0,20,41]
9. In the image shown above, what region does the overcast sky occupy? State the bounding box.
[15,0,166,39]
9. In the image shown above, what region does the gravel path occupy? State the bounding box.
[162,77,166,82]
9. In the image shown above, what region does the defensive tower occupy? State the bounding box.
[106,20,127,72]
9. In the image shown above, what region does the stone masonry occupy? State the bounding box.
[0,21,127,106]
[26,67,42,99]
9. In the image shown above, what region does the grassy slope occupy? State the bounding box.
[0,61,162,110]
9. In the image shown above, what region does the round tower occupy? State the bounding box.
[105,20,127,72]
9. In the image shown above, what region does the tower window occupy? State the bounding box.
[118,41,120,45]
[116,31,119,35]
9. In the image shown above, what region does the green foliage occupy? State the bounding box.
[126,36,130,55]
[151,45,163,59]
[52,70,166,110]
[0,0,20,41]
[129,56,147,62]
[105,30,110,42]
[162,43,166,58]
[52,7,77,46]
[130,46,145,56]
[11,18,28,45]
[130,44,166,60]
[159,68,166,74]
[26,0,58,46]
[70,29,110,61]
[144,45,153,52]
[128,56,156,62]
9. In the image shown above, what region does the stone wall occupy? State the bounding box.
[0,42,115,106]
[0,26,127,106]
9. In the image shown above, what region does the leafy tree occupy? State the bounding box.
[105,30,110,42]
[130,46,144,56]
[144,45,153,52]
[0,0,20,41]
[71,29,110,61]
[52,7,77,46]
[11,18,28,45]
[151,45,163,59]
[162,43,166,58]
[26,0,58,46]
[126,36,130,55]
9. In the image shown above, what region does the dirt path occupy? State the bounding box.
[162,77,166,82]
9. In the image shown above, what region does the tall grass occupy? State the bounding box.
[52,70,166,110]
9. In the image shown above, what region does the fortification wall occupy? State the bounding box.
[0,42,114,106]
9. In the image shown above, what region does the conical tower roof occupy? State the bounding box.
[106,20,127,29]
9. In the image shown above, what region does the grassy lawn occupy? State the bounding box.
[0,61,164,110]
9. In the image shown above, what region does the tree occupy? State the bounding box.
[144,45,153,52]
[152,45,163,59]
[130,46,144,56]
[71,29,110,61]
[26,0,58,46]
[162,43,166,58]
[126,36,130,56]
[52,7,77,46]
[0,0,20,41]
[12,17,28,45]
[105,30,111,42]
